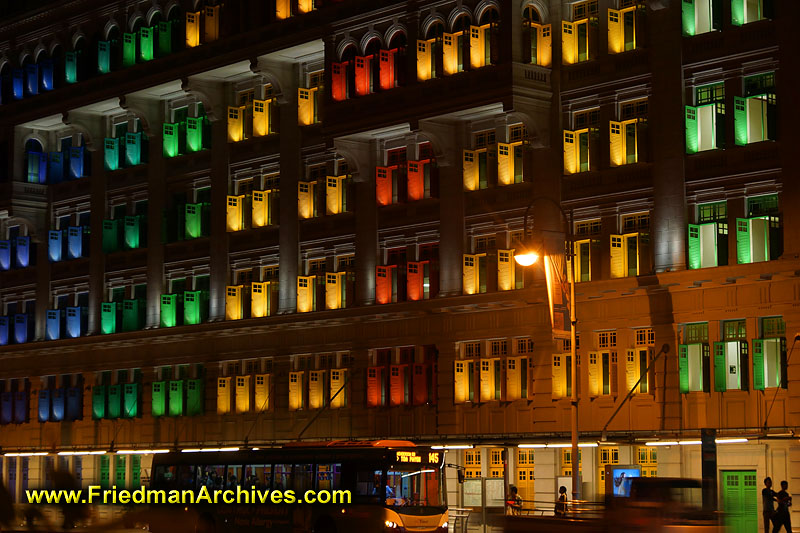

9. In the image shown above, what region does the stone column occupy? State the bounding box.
[87,147,106,335]
[278,67,300,314]
[146,132,165,328]
[208,118,230,320]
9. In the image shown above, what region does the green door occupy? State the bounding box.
[722,471,758,533]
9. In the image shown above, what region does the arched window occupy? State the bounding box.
[21,53,38,97]
[523,4,551,66]
[417,20,444,81]
[159,6,183,56]
[444,14,470,75]
[65,36,88,84]
[123,18,144,67]
[357,37,381,96]
[475,7,500,67]
[386,31,407,88]
[25,139,46,184]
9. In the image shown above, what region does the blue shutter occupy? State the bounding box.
[51,388,65,421]
[66,387,82,420]
[48,151,65,183]
[14,314,29,344]
[0,316,9,345]
[15,236,31,267]
[25,64,39,96]
[0,241,10,270]
[38,390,51,422]
[48,230,63,262]
[46,309,62,340]
[0,392,12,424]
[14,390,28,423]
[68,146,85,179]
[40,59,54,91]
[65,307,85,338]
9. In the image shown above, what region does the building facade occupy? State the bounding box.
[0,0,798,529]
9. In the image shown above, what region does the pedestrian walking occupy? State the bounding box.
[764,477,777,533]
[506,485,523,516]
[773,480,793,533]
[555,486,568,517]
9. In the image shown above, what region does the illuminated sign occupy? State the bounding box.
[395,451,441,464]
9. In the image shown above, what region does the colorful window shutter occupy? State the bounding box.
[682,0,697,35]
[309,370,325,409]
[454,361,467,403]
[330,370,346,408]
[497,250,515,291]
[713,342,727,392]
[289,371,304,410]
[276,0,290,19]
[462,254,479,295]
[227,106,246,142]
[389,365,406,406]
[298,88,316,126]
[497,143,513,186]
[608,9,623,53]
[354,56,371,96]
[297,275,315,313]
[463,150,479,190]
[140,26,155,61]
[506,357,522,400]
[609,121,624,166]
[552,354,565,398]
[123,382,139,418]
[186,12,201,47]
[251,281,269,318]
[331,62,347,101]
[562,21,577,64]
[225,285,243,320]
[563,130,579,174]
[412,363,428,405]
[625,349,637,393]
[379,49,395,90]
[685,106,699,153]
[252,190,269,227]
[588,352,601,396]
[253,99,272,137]
[298,181,315,219]
[752,339,764,391]
[92,386,106,419]
[216,377,231,414]
[407,261,425,301]
[204,5,220,42]
[469,26,485,69]
[122,33,137,67]
[442,33,459,75]
[235,375,250,413]
[416,40,432,81]
[367,367,381,407]
[687,224,702,270]
[98,41,111,74]
[407,160,427,201]
[226,195,244,232]
[678,344,690,393]
[326,175,345,215]
[375,265,392,304]
[610,235,625,278]
[376,167,393,206]
[325,272,344,310]
[255,374,270,411]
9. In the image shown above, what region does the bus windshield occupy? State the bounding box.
[385,465,443,508]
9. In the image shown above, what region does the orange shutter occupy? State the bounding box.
[367,366,381,407]
[379,49,395,90]
[390,365,406,406]
[376,265,392,304]
[407,261,427,301]
[354,56,371,96]
[412,363,428,405]
[407,159,428,201]
[331,62,347,101]
[376,166,393,206]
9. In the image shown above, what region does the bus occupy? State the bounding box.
[149,440,448,533]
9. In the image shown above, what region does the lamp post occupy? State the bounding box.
[514,198,579,506]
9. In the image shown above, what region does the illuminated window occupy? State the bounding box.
[753,317,787,390]
[474,130,496,149]
[679,323,710,393]
[622,213,649,232]
[688,202,728,269]
[683,0,722,35]
[608,3,640,54]
[597,446,620,496]
[464,450,481,478]
[475,235,496,253]
[635,328,654,346]
[574,220,601,237]
[636,446,657,477]
[620,98,648,121]
[561,448,582,477]
[597,331,617,349]
[490,339,508,357]
[686,83,725,153]
[516,449,535,509]
[489,448,505,478]
[735,73,776,146]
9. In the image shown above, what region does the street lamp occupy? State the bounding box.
[514,198,580,506]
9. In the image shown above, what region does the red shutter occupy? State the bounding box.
[376,166,392,206]
[376,265,392,304]
[354,56,371,96]
[407,159,428,201]
[407,261,426,301]
[331,62,347,101]
[412,363,428,405]
[379,49,395,90]
[367,366,381,407]
[390,365,406,406]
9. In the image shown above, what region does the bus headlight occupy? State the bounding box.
[384,521,398,528]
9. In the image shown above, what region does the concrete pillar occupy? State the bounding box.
[208,118,229,320]
[777,1,800,255]
[648,2,687,272]
[34,210,50,341]
[278,71,300,314]
[146,133,166,328]
[351,141,378,306]
[87,148,106,335]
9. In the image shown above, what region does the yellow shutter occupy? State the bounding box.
[325,272,344,310]
[225,285,243,320]
[574,239,590,282]
[227,106,246,142]
[562,21,577,64]
[226,195,244,231]
[309,370,325,409]
[563,130,578,174]
[275,0,290,19]
[235,375,250,413]
[216,377,231,414]
[416,40,432,81]
[185,11,201,48]
[454,361,467,403]
[498,249,515,291]
[251,281,270,318]
[497,143,513,186]
[463,150,478,190]
[625,232,639,276]
[469,26,485,69]
[297,276,315,313]
[330,369,346,409]
[297,0,313,14]
[479,358,496,402]
[203,5,220,42]
[298,182,315,219]
[253,99,272,137]
[462,254,478,295]
[298,88,315,126]
[289,371,304,411]
[326,175,345,215]
[254,374,270,411]
[552,354,565,399]
[625,349,637,393]
[506,356,522,400]
[608,9,623,54]
[252,190,270,227]
[538,24,552,67]
[610,235,625,278]
[588,351,600,396]
[443,33,459,75]
[624,119,639,164]
[610,121,624,167]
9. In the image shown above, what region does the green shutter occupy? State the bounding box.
[107,384,122,418]
[115,455,127,486]
[688,224,702,269]
[101,302,117,334]
[752,339,764,390]
[123,382,138,418]
[168,380,184,416]
[104,138,120,171]
[734,96,748,146]
[151,381,166,417]
[122,299,142,332]
[92,386,106,419]
[131,455,142,487]
[185,203,203,239]
[99,455,110,489]
[140,26,155,61]
[685,106,699,154]
[124,216,141,249]
[184,290,207,325]
[682,0,696,35]
[186,117,204,152]
[186,378,204,415]
[98,41,111,74]
[160,294,177,328]
[125,132,142,166]
[731,0,744,25]
[122,33,137,67]
[102,219,120,253]
[679,344,689,394]
[736,218,751,264]
[158,20,173,56]
[714,342,726,392]
[779,337,787,389]
[65,51,78,83]
[163,123,180,158]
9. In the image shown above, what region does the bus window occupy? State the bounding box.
[226,465,243,489]
[199,465,226,490]
[316,464,341,491]
[355,469,382,503]
[177,465,197,490]
[387,467,443,507]
[274,464,292,490]
[244,464,272,489]
[153,465,177,489]
[293,464,313,493]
